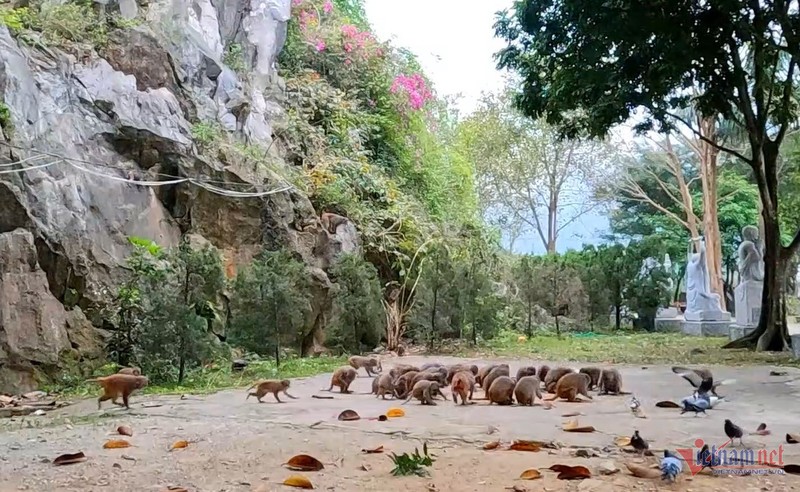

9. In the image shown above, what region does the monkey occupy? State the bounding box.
[481,365,510,397]
[375,373,395,399]
[392,370,419,399]
[86,374,149,410]
[446,364,479,384]
[537,365,551,384]
[450,370,476,405]
[515,365,537,382]
[320,212,348,234]
[402,380,443,406]
[487,376,516,405]
[117,366,141,376]
[476,364,498,387]
[544,367,576,393]
[389,364,420,379]
[420,362,444,371]
[371,375,380,395]
[293,216,316,232]
[348,355,382,377]
[412,367,448,387]
[598,368,623,395]
[579,367,603,391]
[546,373,593,402]
[325,366,357,393]
[245,379,297,403]
[514,375,543,406]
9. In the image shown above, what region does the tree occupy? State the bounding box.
[495,1,800,350]
[328,254,384,353]
[456,88,610,253]
[410,242,460,350]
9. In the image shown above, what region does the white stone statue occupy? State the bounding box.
[796,266,800,299]
[685,237,727,321]
[737,225,764,282]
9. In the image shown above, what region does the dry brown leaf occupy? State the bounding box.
[483,441,500,450]
[103,440,131,449]
[53,452,87,466]
[519,468,542,480]
[548,464,591,480]
[655,400,680,408]
[117,425,133,437]
[361,446,384,454]
[561,412,582,417]
[285,454,324,471]
[360,463,372,471]
[787,433,800,444]
[508,441,541,452]
[170,440,189,451]
[784,464,800,475]
[162,487,189,492]
[562,419,595,433]
[386,408,405,418]
[283,475,314,489]
[506,486,527,492]
[625,462,660,479]
[338,409,360,421]
[615,436,632,447]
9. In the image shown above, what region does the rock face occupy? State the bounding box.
[0,0,360,391]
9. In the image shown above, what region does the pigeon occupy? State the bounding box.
[672,366,735,397]
[629,395,641,412]
[697,444,721,471]
[661,449,683,483]
[680,396,709,416]
[631,430,649,455]
[725,419,745,446]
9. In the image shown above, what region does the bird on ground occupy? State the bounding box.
[629,395,641,410]
[724,419,745,446]
[631,430,649,455]
[697,444,721,471]
[680,397,709,416]
[660,449,683,483]
[672,366,735,398]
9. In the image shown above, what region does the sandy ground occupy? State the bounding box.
[1,355,800,491]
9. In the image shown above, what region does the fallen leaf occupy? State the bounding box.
[377,415,388,421]
[117,425,133,437]
[483,441,500,450]
[561,412,582,417]
[53,452,87,466]
[562,419,595,433]
[121,455,136,461]
[361,446,384,454]
[784,464,800,475]
[283,475,314,489]
[625,462,660,479]
[311,395,333,399]
[338,409,360,421]
[162,487,189,492]
[386,408,405,418]
[285,454,324,471]
[615,436,632,447]
[360,463,371,471]
[506,486,527,492]
[508,440,541,452]
[170,440,189,451]
[787,433,800,444]
[549,464,591,480]
[103,440,131,449]
[655,400,680,408]
[519,468,542,480]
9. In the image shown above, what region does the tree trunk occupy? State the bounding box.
[526,296,533,337]
[614,304,621,330]
[699,150,725,308]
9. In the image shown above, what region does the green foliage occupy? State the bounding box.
[390,442,435,477]
[31,1,108,48]
[223,43,246,73]
[327,254,384,353]
[228,250,311,363]
[0,7,29,31]
[0,101,12,135]
[191,121,223,149]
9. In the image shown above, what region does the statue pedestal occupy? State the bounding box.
[684,310,730,322]
[654,307,682,333]
[729,325,757,341]
[734,280,762,326]
[682,309,730,337]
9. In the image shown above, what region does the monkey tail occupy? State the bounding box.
[245,382,260,392]
[85,378,101,383]
[544,394,558,401]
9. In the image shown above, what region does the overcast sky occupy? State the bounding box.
[362,0,610,253]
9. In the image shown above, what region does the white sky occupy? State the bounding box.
[363,0,611,253]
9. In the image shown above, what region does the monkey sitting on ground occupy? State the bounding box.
[598,368,624,395]
[487,376,516,405]
[325,366,358,393]
[246,379,297,403]
[392,370,420,399]
[420,362,444,371]
[476,364,498,387]
[481,365,510,397]
[412,367,447,387]
[544,366,576,393]
[117,366,141,376]
[546,373,593,402]
[389,364,420,379]
[515,365,537,381]
[86,374,149,410]
[537,365,551,384]
[371,375,380,395]
[514,375,543,406]
[450,370,476,405]
[320,212,348,234]
[579,367,602,391]
[402,380,444,405]
[348,355,382,377]
[375,374,395,400]
[446,364,479,384]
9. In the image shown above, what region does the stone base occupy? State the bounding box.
[657,307,679,318]
[793,335,800,359]
[735,280,763,326]
[655,317,683,333]
[684,310,731,322]
[729,324,757,341]
[682,320,731,337]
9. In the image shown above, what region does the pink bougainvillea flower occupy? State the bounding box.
[344,58,352,65]
[315,40,326,52]
[292,0,303,6]
[343,42,354,53]
[323,0,333,13]
[341,24,358,37]
[391,73,434,110]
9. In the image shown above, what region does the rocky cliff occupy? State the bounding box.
[0,0,360,393]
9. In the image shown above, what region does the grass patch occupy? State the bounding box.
[43,355,348,399]
[456,329,800,367]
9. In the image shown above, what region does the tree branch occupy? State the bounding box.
[774,55,797,146]
[666,111,753,164]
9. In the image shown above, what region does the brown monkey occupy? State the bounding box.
[402,380,443,405]
[546,373,592,402]
[86,374,149,409]
[412,367,447,387]
[348,355,382,376]
[245,379,297,403]
[515,365,537,381]
[579,367,603,391]
[325,366,357,393]
[537,364,551,384]
[487,376,515,405]
[420,362,444,371]
[389,364,420,379]
[482,365,510,396]
[598,368,623,395]
[450,370,476,405]
[393,370,420,398]
[476,364,498,387]
[375,374,395,399]
[117,366,141,376]
[544,366,576,393]
[446,364,479,384]
[320,212,348,234]
[514,375,543,406]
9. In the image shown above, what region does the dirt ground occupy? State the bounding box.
[1,356,800,492]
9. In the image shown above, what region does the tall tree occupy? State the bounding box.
[495,0,800,350]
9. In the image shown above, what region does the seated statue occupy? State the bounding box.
[685,237,725,316]
[737,225,764,283]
